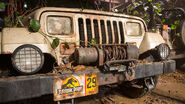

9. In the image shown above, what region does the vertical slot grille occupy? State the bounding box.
[93,20,99,44]
[107,21,112,44]
[100,20,106,44]
[119,22,124,43]
[86,19,92,45]
[78,18,85,47]
[113,21,119,44]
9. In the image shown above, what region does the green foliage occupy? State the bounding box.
[15,11,20,16]
[29,19,41,32]
[171,24,176,30]
[122,0,184,39]
[155,8,162,13]
[64,42,69,49]
[148,0,152,2]
[161,19,165,24]
[51,38,60,49]
[90,38,96,45]
[133,10,138,15]
[4,17,12,27]
[155,3,160,8]
[0,2,5,10]
[174,20,179,25]
[175,33,180,37]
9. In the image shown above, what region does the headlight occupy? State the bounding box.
[156,43,170,60]
[12,44,44,74]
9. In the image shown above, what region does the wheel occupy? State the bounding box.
[173,19,185,50]
[176,58,185,72]
[119,76,158,98]
[180,63,185,71]
[180,19,185,48]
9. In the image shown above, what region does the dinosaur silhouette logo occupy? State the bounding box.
[61,77,83,95]
[62,78,78,89]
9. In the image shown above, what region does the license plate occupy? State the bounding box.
[53,73,98,101]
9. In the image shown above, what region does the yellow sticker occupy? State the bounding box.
[85,73,98,96]
[53,75,85,101]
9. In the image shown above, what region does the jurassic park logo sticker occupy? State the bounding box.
[53,73,98,101]
[53,75,85,101]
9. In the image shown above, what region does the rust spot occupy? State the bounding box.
[125,67,135,81]
[60,43,76,56]
[73,65,86,71]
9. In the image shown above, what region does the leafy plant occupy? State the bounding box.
[90,38,96,45]
[122,0,164,30]
[29,19,41,32]
[4,17,12,27]
[51,38,60,49]
[0,2,5,10]
[64,42,70,49]
[122,0,184,35]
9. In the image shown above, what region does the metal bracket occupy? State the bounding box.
[144,77,155,91]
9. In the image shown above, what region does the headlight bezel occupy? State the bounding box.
[11,44,44,75]
[156,43,170,60]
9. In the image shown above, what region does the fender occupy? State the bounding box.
[1,28,57,59]
[139,32,165,54]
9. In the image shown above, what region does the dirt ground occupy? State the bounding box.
[76,70,185,104]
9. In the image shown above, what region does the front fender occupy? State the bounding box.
[139,32,165,54]
[1,28,56,58]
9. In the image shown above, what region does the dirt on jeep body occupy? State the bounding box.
[5,70,185,104]
[77,70,185,104]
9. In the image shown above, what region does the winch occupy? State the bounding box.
[74,44,139,66]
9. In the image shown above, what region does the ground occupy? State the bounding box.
[76,70,185,104]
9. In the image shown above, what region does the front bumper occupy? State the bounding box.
[0,60,175,103]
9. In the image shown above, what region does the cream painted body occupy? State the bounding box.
[1,28,56,58]
[139,32,165,54]
[0,7,166,65]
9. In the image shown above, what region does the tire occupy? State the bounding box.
[176,58,185,72]
[180,63,185,71]
[180,19,185,47]
[119,76,158,98]
[171,19,185,50]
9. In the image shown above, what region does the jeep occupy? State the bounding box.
[0,7,175,103]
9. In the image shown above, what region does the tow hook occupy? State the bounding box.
[144,77,155,91]
[125,62,135,81]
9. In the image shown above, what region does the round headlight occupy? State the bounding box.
[156,43,170,60]
[12,44,44,74]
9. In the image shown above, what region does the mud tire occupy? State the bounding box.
[180,19,185,48]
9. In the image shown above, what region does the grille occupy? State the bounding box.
[78,18,124,46]
[78,18,85,47]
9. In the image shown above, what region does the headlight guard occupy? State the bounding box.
[11,44,44,74]
[156,43,170,60]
